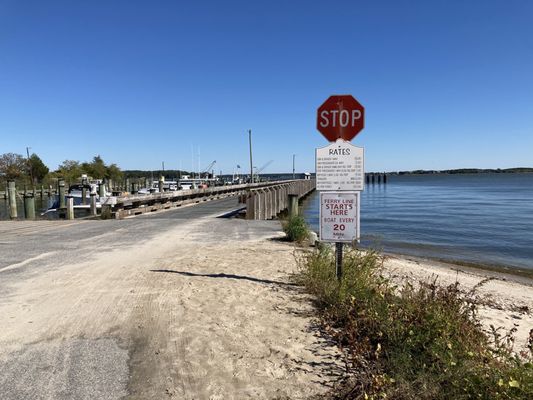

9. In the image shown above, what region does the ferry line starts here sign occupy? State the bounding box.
[319,191,360,243]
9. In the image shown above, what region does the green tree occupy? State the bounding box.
[29,153,49,183]
[105,163,123,181]
[57,160,83,183]
[85,155,107,179]
[0,153,27,181]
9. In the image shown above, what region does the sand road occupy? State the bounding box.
[0,199,342,400]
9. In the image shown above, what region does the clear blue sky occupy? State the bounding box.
[1,0,532,174]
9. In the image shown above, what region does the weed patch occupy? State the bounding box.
[282,215,309,243]
[298,247,533,399]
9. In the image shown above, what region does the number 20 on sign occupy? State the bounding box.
[319,191,360,243]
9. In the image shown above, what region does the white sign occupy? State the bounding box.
[319,191,360,243]
[316,139,364,191]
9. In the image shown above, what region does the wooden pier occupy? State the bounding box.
[2,179,316,221]
[107,179,315,220]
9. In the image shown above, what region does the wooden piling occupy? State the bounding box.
[378,174,382,184]
[90,193,97,216]
[371,174,375,184]
[24,192,35,220]
[66,196,74,220]
[81,181,87,205]
[8,180,17,219]
[383,174,387,184]
[59,179,66,208]
[158,178,164,193]
[99,182,105,198]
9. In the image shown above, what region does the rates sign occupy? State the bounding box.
[316,95,365,142]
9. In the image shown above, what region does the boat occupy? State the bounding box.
[42,180,114,216]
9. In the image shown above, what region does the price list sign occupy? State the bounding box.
[316,140,364,191]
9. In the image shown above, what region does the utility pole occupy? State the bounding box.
[292,154,295,179]
[248,129,253,183]
[26,147,34,191]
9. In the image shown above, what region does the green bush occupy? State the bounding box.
[298,247,533,400]
[282,215,309,243]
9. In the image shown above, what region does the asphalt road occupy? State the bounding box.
[0,196,244,272]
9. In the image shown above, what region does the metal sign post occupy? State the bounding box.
[315,94,366,281]
[335,242,343,280]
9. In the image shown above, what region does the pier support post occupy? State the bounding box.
[81,180,87,205]
[245,190,255,220]
[99,182,105,198]
[8,180,18,219]
[24,192,35,220]
[254,190,262,220]
[59,179,66,208]
[66,196,74,220]
[90,193,97,216]
[158,178,164,193]
[288,194,298,218]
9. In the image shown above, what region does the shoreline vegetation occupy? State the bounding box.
[283,217,532,398]
[383,167,533,175]
[296,246,533,399]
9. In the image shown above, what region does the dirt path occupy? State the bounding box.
[0,216,342,399]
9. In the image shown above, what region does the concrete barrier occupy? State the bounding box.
[245,179,315,220]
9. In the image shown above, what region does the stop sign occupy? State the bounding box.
[316,95,365,142]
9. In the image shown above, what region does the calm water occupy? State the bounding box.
[301,173,533,271]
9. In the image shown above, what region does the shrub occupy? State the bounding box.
[282,215,309,243]
[298,247,533,400]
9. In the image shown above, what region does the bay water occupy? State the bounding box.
[301,173,533,271]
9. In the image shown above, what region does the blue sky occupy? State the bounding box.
[1,0,532,174]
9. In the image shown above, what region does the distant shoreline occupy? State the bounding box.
[377,168,533,175]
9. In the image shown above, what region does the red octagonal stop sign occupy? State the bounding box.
[316,95,365,142]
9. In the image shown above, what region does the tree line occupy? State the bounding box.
[0,152,124,187]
